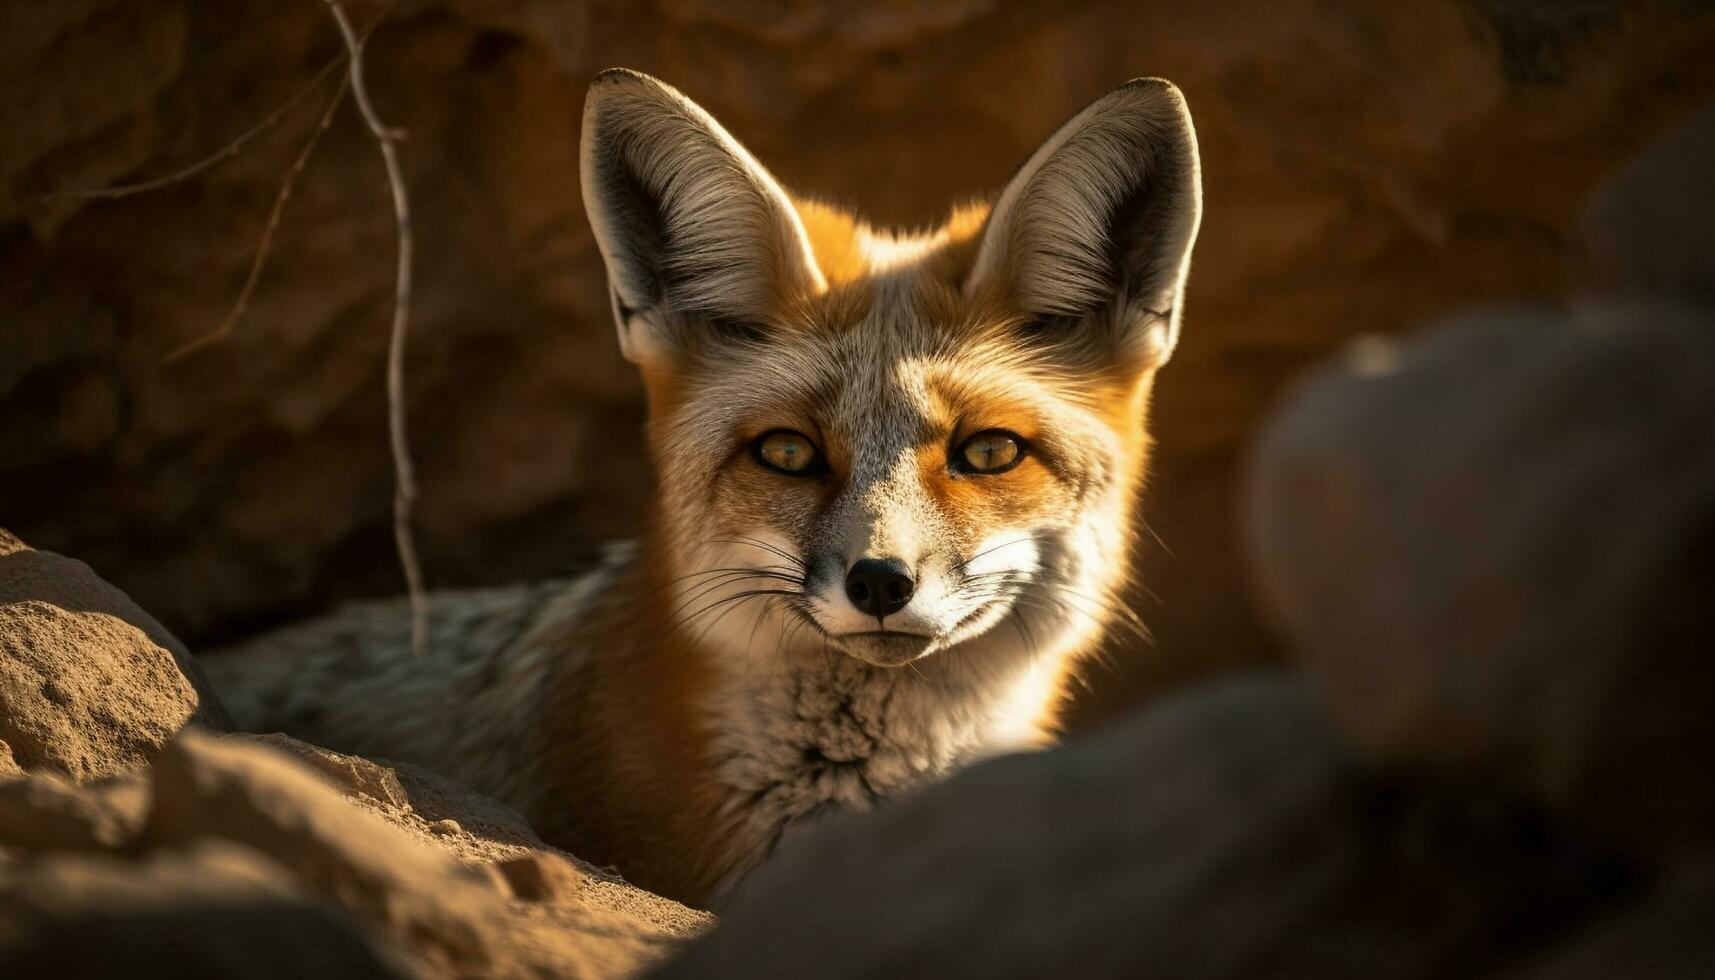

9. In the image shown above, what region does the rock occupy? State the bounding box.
[0,530,227,728]
[1503,860,1715,980]
[146,729,530,969]
[0,770,148,852]
[495,852,589,903]
[4,3,1713,727]
[137,730,708,976]
[240,731,410,808]
[0,532,230,779]
[0,598,199,779]
[0,841,407,979]
[0,725,709,975]
[656,678,1619,980]
[1578,99,1715,302]
[1245,304,1715,864]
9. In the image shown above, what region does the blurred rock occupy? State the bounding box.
[1245,304,1715,864]
[656,678,1620,980]
[495,851,590,903]
[2,1,1712,725]
[0,770,148,852]
[0,841,406,979]
[1504,860,1715,980]
[1578,99,1715,301]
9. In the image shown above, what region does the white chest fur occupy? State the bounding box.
[706,641,1058,852]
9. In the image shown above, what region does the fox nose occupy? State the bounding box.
[845,558,914,619]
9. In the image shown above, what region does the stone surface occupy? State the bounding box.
[143,730,709,976]
[0,528,226,780]
[0,598,198,779]
[656,678,1621,980]
[3,2,1713,724]
[1,728,710,978]
[144,731,510,967]
[1244,304,1715,864]
[0,529,229,729]
[0,771,148,852]
[0,841,407,979]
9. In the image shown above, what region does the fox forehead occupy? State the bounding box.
[665,244,1106,460]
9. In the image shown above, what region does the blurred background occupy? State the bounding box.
[3,0,1713,730]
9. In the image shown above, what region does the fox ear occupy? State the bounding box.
[580,69,826,365]
[966,78,1202,369]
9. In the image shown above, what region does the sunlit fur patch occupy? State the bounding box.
[794,198,992,287]
[643,214,1158,682]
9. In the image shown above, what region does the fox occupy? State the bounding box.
[203,67,1203,907]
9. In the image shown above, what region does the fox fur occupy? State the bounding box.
[204,68,1203,907]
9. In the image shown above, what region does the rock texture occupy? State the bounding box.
[4,2,1713,723]
[0,528,228,778]
[2,730,711,977]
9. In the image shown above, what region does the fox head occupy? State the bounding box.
[580,69,1201,676]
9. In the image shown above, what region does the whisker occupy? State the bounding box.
[954,537,1033,574]
[713,536,810,571]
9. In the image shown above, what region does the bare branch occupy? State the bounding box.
[323,0,428,658]
[162,74,351,364]
[26,55,347,205]
[25,4,392,207]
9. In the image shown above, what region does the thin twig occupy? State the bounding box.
[26,4,393,206]
[26,56,347,205]
[162,74,351,364]
[323,0,427,658]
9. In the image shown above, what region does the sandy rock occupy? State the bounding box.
[240,731,410,808]
[235,733,709,946]
[147,729,524,968]
[495,851,589,903]
[1245,305,1715,863]
[0,841,406,979]
[0,725,708,976]
[0,531,228,727]
[139,730,708,976]
[0,529,228,782]
[0,770,148,852]
[0,597,204,780]
[656,678,1618,980]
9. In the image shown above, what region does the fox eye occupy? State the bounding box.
[955,430,1024,475]
[754,430,820,475]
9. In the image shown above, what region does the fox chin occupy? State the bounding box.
[204,67,1203,907]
